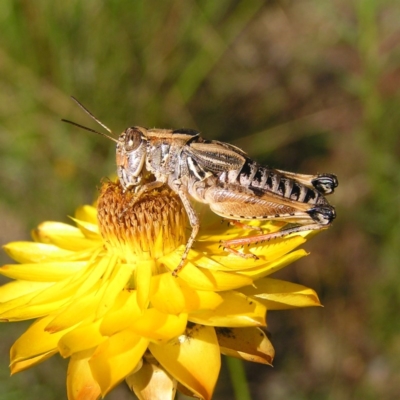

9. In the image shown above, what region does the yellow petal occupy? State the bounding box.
[176,383,201,399]
[126,361,177,400]
[239,277,321,309]
[217,327,274,365]
[46,283,105,332]
[0,282,68,321]
[203,235,307,272]
[10,316,72,364]
[189,291,266,327]
[132,309,187,343]
[75,205,98,225]
[67,349,101,400]
[196,215,275,243]
[32,221,82,239]
[149,324,220,400]
[0,297,68,321]
[58,320,106,358]
[0,261,86,282]
[100,290,142,336]
[95,261,134,319]
[150,273,193,314]
[0,259,110,320]
[69,217,100,240]
[40,234,98,252]
[185,249,239,271]
[191,289,224,311]
[3,242,75,264]
[0,280,52,302]
[246,234,307,262]
[160,251,253,291]
[190,249,270,272]
[1,280,90,321]
[178,264,252,292]
[25,251,110,307]
[11,350,58,374]
[238,249,308,279]
[89,330,149,396]
[46,296,99,333]
[151,274,223,314]
[67,252,113,298]
[32,221,99,251]
[136,260,153,310]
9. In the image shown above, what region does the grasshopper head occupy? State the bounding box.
[117,127,148,190]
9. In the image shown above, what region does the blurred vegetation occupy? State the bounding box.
[0,1,399,399]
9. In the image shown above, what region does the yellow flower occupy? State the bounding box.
[0,181,321,400]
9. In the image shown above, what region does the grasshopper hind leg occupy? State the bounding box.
[221,204,336,256]
[306,205,336,225]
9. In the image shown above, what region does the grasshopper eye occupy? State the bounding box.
[117,127,147,190]
[124,127,144,151]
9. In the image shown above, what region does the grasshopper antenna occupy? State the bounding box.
[62,96,118,143]
[61,119,118,143]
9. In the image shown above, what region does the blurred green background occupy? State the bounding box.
[0,1,399,399]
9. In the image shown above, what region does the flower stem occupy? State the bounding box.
[226,357,252,400]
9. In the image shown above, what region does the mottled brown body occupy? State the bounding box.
[116,127,337,274]
[63,97,337,275]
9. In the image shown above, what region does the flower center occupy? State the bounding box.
[97,181,187,260]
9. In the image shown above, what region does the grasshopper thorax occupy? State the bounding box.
[117,126,148,190]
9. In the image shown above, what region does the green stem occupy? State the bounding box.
[226,357,252,400]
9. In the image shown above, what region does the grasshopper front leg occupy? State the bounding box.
[170,181,200,276]
[121,180,165,215]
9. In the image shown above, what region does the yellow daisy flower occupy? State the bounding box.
[0,181,321,400]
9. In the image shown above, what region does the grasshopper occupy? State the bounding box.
[63,98,337,275]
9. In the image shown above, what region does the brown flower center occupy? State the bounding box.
[97,181,187,259]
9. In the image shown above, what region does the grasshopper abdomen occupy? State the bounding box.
[224,158,328,207]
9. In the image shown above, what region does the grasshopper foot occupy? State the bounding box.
[229,220,264,233]
[221,242,259,260]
